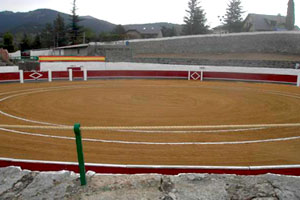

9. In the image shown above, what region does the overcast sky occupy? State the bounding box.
[1,0,299,28]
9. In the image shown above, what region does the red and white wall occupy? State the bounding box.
[1,157,300,176]
[1,62,299,86]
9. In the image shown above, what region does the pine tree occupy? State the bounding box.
[112,25,126,35]
[54,14,68,47]
[41,23,54,48]
[32,34,42,49]
[286,0,295,30]
[3,32,15,52]
[69,0,82,45]
[83,28,97,43]
[224,0,244,33]
[182,0,209,35]
[19,33,31,52]
[161,26,177,37]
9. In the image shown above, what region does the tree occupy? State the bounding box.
[223,0,244,33]
[3,32,15,52]
[32,34,42,49]
[69,0,82,45]
[182,0,209,35]
[286,0,295,30]
[19,33,31,52]
[82,28,97,43]
[109,25,126,41]
[113,25,126,35]
[41,23,54,48]
[161,26,177,37]
[98,33,124,42]
[54,14,68,47]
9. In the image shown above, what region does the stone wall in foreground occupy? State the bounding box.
[1,166,300,199]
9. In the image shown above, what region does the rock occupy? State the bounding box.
[86,171,96,177]
[159,176,175,193]
[10,170,77,200]
[79,174,163,200]
[171,174,228,200]
[1,167,300,199]
[0,166,31,196]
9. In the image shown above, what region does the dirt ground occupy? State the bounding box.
[0,79,299,166]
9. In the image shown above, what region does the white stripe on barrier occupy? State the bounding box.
[0,66,19,73]
[0,157,299,170]
[68,69,72,81]
[84,69,87,81]
[297,74,300,87]
[48,70,52,82]
[19,70,24,84]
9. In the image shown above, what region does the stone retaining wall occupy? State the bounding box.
[91,32,300,68]
[132,57,299,69]
[1,167,300,199]
[129,32,300,55]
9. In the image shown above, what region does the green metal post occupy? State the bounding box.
[74,123,87,186]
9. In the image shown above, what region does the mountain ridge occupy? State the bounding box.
[0,9,182,35]
[0,9,116,34]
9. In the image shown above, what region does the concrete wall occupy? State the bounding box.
[128,31,300,54]
[132,57,300,69]
[92,32,300,68]
[0,66,19,72]
[88,45,132,62]
[63,47,89,56]
[8,50,21,58]
[40,62,103,71]
[30,49,53,57]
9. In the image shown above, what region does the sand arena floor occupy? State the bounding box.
[0,79,299,166]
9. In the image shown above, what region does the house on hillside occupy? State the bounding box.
[243,14,287,32]
[26,44,90,57]
[125,26,163,39]
[52,44,89,56]
[212,25,229,34]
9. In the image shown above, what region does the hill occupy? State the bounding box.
[0,9,183,37]
[0,9,116,34]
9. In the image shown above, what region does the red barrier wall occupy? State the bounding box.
[0,158,299,176]
[204,72,297,83]
[52,71,69,79]
[0,72,20,82]
[24,71,48,81]
[73,70,84,78]
[87,70,188,79]
[0,70,298,85]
